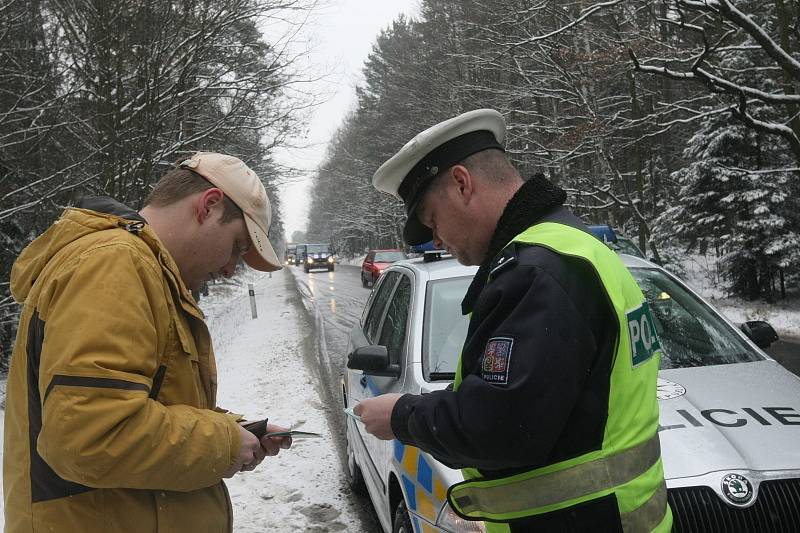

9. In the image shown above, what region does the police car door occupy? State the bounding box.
[350,271,400,506]
[371,272,413,487]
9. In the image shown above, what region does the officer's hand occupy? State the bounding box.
[224,424,267,477]
[354,393,402,440]
[260,423,293,456]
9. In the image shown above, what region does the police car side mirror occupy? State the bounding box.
[347,345,400,378]
[740,320,779,349]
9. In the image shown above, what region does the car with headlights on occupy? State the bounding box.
[342,251,798,533]
[303,243,335,272]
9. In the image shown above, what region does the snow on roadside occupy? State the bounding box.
[678,253,800,339]
[340,254,366,267]
[202,267,362,532]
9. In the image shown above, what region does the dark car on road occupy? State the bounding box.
[303,243,335,272]
[361,249,407,287]
[285,244,297,266]
[295,244,307,267]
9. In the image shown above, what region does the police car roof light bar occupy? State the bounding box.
[423,250,452,263]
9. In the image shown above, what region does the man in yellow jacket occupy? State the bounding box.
[4,152,291,532]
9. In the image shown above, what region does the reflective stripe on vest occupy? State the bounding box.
[448,434,660,518]
[449,222,670,532]
[623,481,668,533]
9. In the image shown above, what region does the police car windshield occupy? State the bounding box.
[614,237,645,258]
[629,268,763,369]
[423,276,472,380]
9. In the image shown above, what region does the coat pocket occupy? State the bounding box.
[153,317,204,406]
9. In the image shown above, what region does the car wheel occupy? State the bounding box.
[361,273,369,288]
[345,430,366,495]
[392,499,413,533]
[304,266,309,273]
[329,265,334,272]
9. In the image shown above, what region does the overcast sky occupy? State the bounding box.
[273,0,418,239]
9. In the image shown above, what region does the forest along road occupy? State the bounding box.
[288,264,380,531]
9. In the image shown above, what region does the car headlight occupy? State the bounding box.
[307,257,313,264]
[436,501,485,532]
[327,256,334,263]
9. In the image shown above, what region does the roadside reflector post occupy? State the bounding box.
[248,283,257,319]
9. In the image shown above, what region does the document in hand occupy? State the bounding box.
[343,407,361,422]
[266,430,322,439]
[242,419,269,438]
[242,419,322,439]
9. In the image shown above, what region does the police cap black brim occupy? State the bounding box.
[403,209,433,246]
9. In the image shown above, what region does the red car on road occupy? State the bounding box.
[361,249,407,287]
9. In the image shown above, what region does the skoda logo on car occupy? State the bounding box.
[721,474,753,504]
[656,378,686,400]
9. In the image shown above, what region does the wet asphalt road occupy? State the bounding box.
[765,336,800,377]
[292,264,370,371]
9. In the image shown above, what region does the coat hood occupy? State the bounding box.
[11,197,148,303]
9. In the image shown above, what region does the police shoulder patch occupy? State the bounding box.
[480,337,514,385]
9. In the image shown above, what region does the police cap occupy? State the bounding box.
[372,109,506,245]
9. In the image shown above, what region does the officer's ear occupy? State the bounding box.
[449,164,475,206]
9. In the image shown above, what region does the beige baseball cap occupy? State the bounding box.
[179,152,282,272]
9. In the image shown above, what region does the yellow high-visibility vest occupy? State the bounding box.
[450,222,672,533]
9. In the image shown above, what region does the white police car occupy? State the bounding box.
[342,252,800,533]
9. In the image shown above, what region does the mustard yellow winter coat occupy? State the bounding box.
[4,199,243,533]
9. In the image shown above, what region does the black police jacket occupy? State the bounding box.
[391,181,624,531]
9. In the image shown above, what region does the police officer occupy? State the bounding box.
[354,109,672,532]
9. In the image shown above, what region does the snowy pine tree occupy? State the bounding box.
[659,108,800,299]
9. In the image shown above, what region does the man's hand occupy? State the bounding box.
[354,393,402,440]
[260,423,293,456]
[224,424,267,477]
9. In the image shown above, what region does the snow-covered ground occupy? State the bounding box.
[201,268,363,532]
[0,268,364,532]
[679,253,800,339]
[340,254,366,267]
